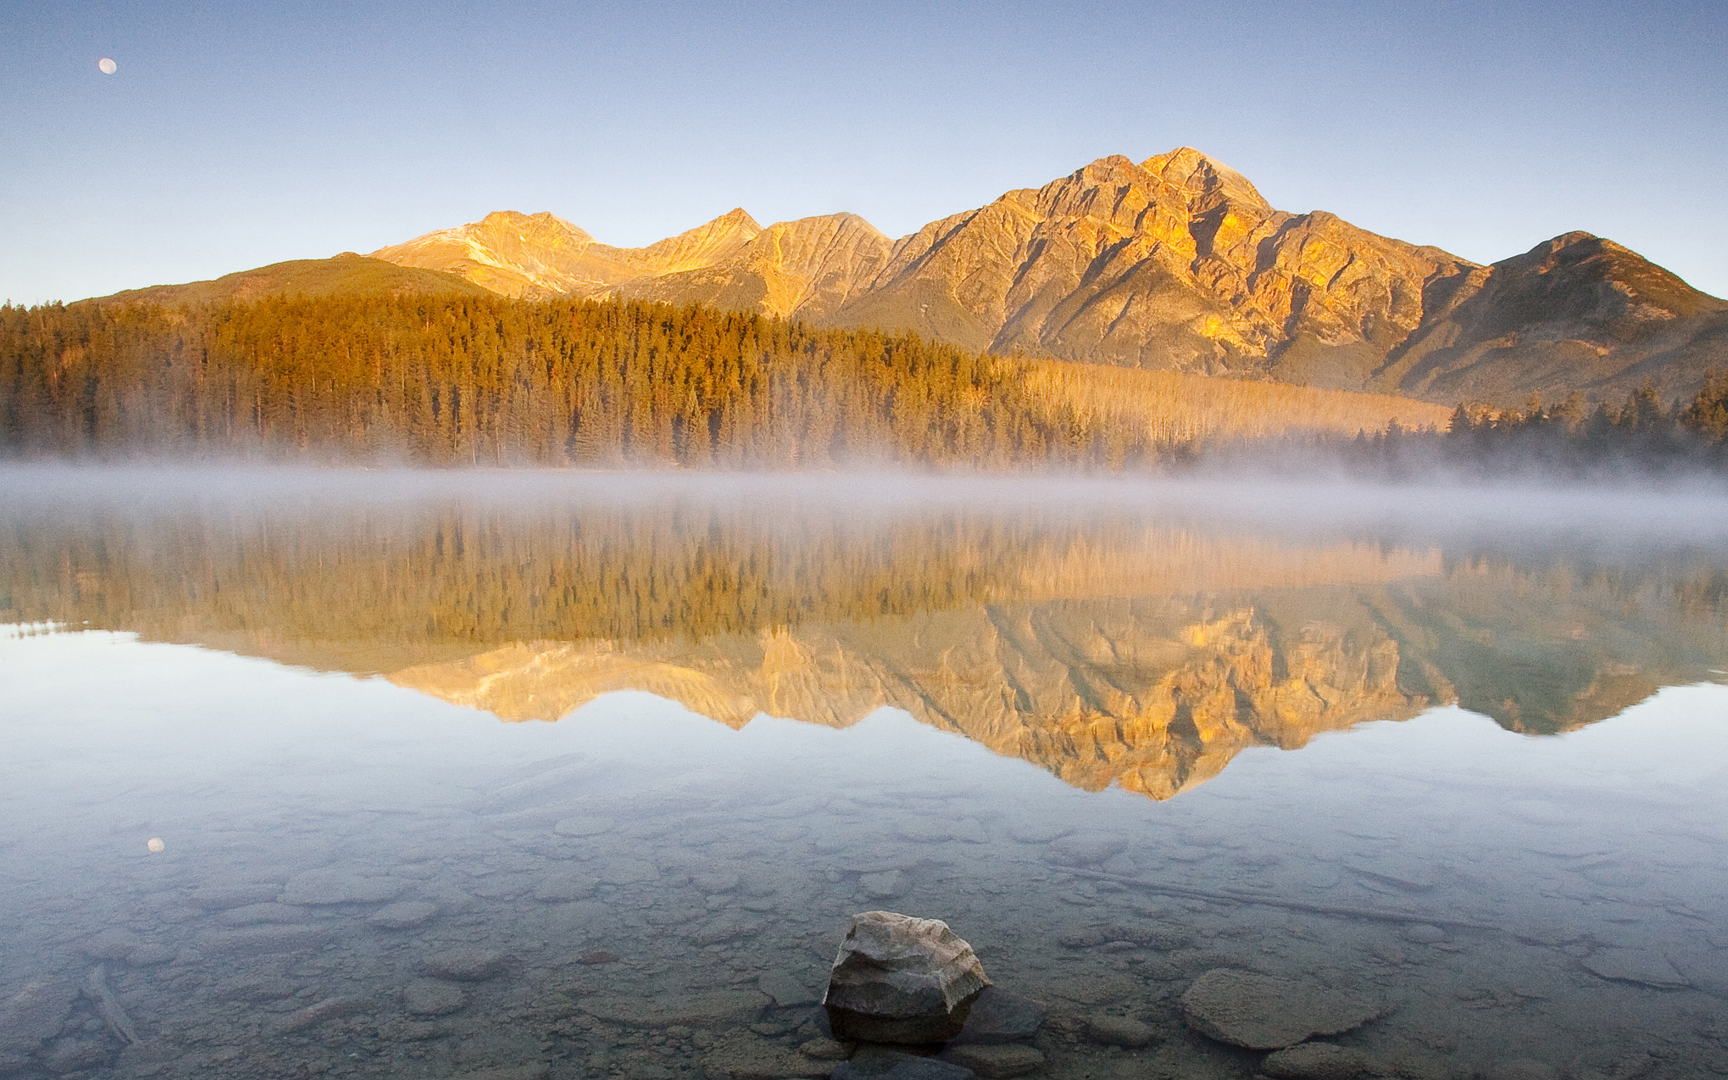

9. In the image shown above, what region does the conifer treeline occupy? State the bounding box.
[5,293,1728,471]
[1334,379,1728,476]
[0,295,1100,466]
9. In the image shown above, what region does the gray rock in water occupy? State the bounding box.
[1580,949,1689,988]
[441,1065,551,1080]
[1085,1014,1155,1047]
[860,869,909,900]
[275,995,370,1033]
[949,988,1044,1045]
[825,911,990,1045]
[41,1038,108,1074]
[81,930,143,962]
[1181,969,1384,1050]
[1477,1061,1562,1080]
[368,900,438,930]
[758,971,821,1008]
[1049,833,1129,867]
[938,1043,1044,1078]
[701,1033,827,1079]
[1399,923,1448,945]
[215,977,299,1003]
[280,869,407,906]
[218,903,306,927]
[836,1046,976,1078]
[200,925,333,956]
[124,943,176,967]
[1262,1042,1372,1080]
[579,989,768,1027]
[798,1037,849,1061]
[186,883,283,910]
[418,947,511,982]
[0,979,79,1056]
[402,979,467,1017]
[531,874,598,903]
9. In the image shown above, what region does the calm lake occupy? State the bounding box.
[2,467,1726,1080]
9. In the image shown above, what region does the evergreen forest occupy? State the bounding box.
[2,293,1726,473]
[0,295,1099,467]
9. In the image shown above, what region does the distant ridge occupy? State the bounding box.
[99,252,489,305]
[363,150,1726,406]
[76,149,1728,407]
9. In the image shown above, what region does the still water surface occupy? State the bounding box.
[2,468,1727,1080]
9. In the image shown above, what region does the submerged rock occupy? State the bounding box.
[938,1043,1044,1078]
[835,1046,976,1078]
[824,911,989,1045]
[1049,832,1130,867]
[1399,923,1449,944]
[200,925,333,955]
[1580,949,1689,988]
[0,979,79,1057]
[445,1066,550,1080]
[798,1037,850,1060]
[368,900,438,930]
[1180,969,1384,1050]
[276,995,370,1033]
[417,947,511,982]
[578,989,767,1027]
[402,979,467,1017]
[186,883,283,910]
[701,1033,830,1079]
[1477,1061,1562,1080]
[1085,1014,1155,1047]
[279,869,407,906]
[860,869,909,900]
[758,971,821,1008]
[949,987,1044,1045]
[1262,1041,1372,1080]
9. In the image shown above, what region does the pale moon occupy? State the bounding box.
[146,837,165,853]
[98,57,117,75]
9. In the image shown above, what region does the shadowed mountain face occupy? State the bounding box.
[363,150,1728,406]
[1378,232,1728,405]
[5,475,1724,800]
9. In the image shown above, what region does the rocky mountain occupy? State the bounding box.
[369,149,1727,406]
[1374,231,1728,405]
[614,213,893,322]
[368,208,765,299]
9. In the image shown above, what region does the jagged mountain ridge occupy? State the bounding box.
[370,149,1728,405]
[367,207,765,299]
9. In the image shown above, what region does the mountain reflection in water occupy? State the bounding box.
[4,469,1725,800]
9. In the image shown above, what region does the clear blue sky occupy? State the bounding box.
[4,0,1725,304]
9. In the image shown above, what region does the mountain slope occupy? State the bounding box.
[370,208,765,299]
[107,148,1724,407]
[1374,232,1728,405]
[610,213,894,320]
[99,253,490,305]
[829,150,1480,389]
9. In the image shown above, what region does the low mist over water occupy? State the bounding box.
[2,467,1727,1080]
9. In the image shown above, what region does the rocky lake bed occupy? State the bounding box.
[4,679,1727,1080]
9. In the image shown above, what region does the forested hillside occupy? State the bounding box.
[0,295,1094,466]
[0,294,1461,468]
